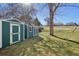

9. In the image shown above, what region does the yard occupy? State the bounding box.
[0,26,79,56]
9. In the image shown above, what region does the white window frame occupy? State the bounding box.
[10,23,20,44]
[29,26,32,32]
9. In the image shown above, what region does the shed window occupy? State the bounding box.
[29,26,32,31]
[12,26,19,33]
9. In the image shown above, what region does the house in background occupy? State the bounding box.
[33,18,43,32]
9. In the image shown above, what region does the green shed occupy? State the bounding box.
[24,24,38,39]
[25,24,29,39]
[0,17,25,48]
[32,26,38,37]
[29,25,33,38]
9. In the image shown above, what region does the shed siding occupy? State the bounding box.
[34,28,35,36]
[2,21,10,48]
[27,25,29,38]
[29,32,32,38]
[29,26,33,38]
[20,24,23,41]
[32,27,34,36]
[32,27,34,37]
[25,25,27,39]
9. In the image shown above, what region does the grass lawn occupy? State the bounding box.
[54,26,79,42]
[0,26,79,56]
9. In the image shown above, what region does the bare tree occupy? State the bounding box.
[6,4,36,23]
[0,3,37,24]
[48,3,60,35]
[0,4,8,19]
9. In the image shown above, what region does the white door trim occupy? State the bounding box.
[10,23,20,44]
[0,21,2,48]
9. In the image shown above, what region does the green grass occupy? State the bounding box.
[38,32,79,56]
[54,26,79,42]
[0,26,79,56]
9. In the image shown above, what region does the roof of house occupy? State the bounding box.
[33,18,42,26]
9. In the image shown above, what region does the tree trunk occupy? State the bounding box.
[48,3,60,36]
[49,8,54,35]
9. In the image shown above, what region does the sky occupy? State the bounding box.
[35,3,79,25]
[34,4,49,25]
[0,3,48,25]
[1,3,79,25]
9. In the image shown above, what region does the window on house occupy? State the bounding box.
[29,26,32,32]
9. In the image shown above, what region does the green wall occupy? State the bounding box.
[2,21,38,48]
[20,24,24,41]
[2,21,10,48]
[25,25,27,39]
[29,26,33,38]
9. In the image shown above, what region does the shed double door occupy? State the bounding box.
[10,24,20,44]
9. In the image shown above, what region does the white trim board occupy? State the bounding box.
[0,18,23,24]
[0,21,2,48]
[0,17,22,23]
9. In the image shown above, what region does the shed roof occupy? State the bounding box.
[7,17,23,23]
[0,17,24,24]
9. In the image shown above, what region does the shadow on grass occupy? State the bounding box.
[52,35,79,44]
[0,36,43,51]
